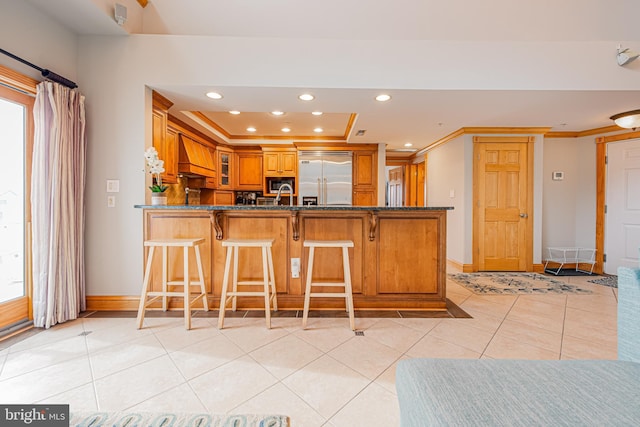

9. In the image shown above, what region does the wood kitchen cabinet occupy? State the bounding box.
[213,190,234,205]
[263,147,297,177]
[152,91,177,184]
[216,146,233,189]
[137,207,449,312]
[352,150,378,206]
[234,149,263,190]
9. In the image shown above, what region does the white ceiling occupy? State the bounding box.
[24,0,640,154]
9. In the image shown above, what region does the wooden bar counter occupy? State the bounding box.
[135,205,453,311]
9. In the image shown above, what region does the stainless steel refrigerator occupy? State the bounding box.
[298,151,352,206]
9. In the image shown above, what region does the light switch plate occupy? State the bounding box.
[291,258,300,278]
[106,179,120,192]
[107,195,116,208]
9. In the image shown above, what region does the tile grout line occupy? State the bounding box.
[478,294,518,359]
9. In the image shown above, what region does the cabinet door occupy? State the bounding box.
[151,91,176,184]
[352,151,377,206]
[163,126,178,183]
[263,153,280,176]
[236,153,263,189]
[280,152,297,175]
[354,151,375,187]
[217,150,232,189]
[213,190,234,205]
[353,190,376,206]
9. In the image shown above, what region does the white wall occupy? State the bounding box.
[426,136,466,265]
[573,136,598,249]
[542,136,597,254]
[0,0,77,83]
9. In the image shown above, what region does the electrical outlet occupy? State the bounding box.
[291,257,300,278]
[107,195,116,208]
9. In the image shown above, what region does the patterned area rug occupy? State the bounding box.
[70,412,289,427]
[588,275,618,288]
[449,272,593,295]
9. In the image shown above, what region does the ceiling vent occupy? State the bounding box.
[355,130,366,136]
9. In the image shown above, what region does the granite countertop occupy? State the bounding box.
[134,204,453,211]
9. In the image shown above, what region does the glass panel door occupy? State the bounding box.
[0,84,33,331]
[0,97,25,303]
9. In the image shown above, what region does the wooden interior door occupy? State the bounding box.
[474,137,532,271]
[417,161,426,206]
[388,167,404,207]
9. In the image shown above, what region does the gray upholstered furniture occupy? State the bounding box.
[396,267,640,426]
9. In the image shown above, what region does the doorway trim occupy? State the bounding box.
[595,130,640,274]
[472,136,535,272]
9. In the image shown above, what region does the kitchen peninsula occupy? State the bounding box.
[135,205,452,311]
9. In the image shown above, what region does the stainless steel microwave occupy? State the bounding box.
[268,179,294,194]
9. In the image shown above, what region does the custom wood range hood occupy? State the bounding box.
[178,134,216,178]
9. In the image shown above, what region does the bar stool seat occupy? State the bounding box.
[302,239,355,330]
[137,238,209,330]
[218,238,278,329]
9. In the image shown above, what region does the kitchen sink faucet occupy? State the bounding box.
[274,183,293,206]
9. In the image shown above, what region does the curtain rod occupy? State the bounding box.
[0,47,77,89]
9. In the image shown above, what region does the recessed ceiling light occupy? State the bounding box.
[247,127,256,132]
[313,127,323,133]
[206,91,223,99]
[281,127,291,133]
[299,94,315,101]
[271,111,284,116]
[375,94,391,102]
[404,143,413,147]
[229,110,240,115]
[312,111,323,116]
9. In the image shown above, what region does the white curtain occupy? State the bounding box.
[32,81,86,329]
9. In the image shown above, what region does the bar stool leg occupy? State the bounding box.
[194,244,209,311]
[218,245,233,329]
[267,245,278,311]
[161,245,168,311]
[302,246,315,329]
[232,245,239,311]
[342,246,355,331]
[183,245,191,330]
[137,246,155,329]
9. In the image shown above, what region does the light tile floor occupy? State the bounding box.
[0,274,618,426]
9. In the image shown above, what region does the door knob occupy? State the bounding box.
[519,213,528,218]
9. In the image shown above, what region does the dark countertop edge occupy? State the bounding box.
[134,204,454,211]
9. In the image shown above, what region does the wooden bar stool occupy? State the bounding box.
[302,240,355,330]
[218,238,278,329]
[136,238,209,330]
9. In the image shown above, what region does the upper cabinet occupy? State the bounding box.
[152,91,177,184]
[263,147,297,177]
[352,150,378,206]
[217,146,234,189]
[235,149,263,190]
